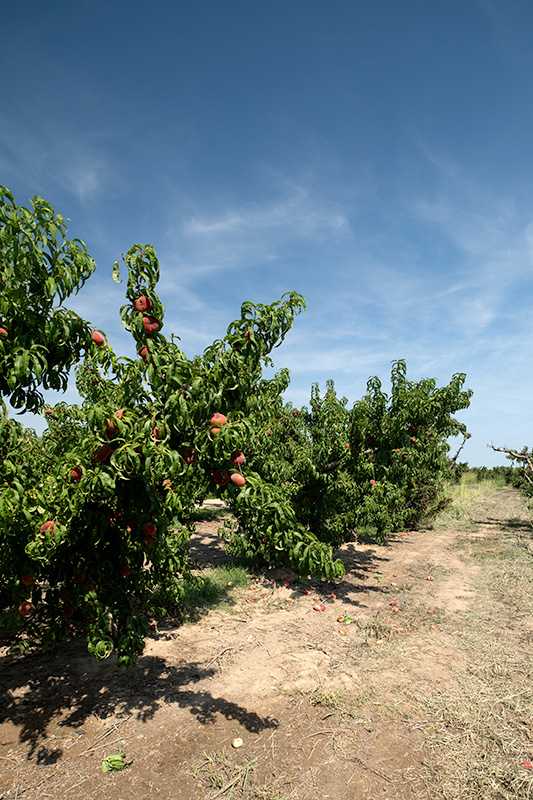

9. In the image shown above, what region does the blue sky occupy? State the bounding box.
[2,0,533,466]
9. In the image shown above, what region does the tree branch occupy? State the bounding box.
[489,444,533,485]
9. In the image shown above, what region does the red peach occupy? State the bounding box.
[152,425,166,440]
[230,449,245,466]
[134,295,152,313]
[40,521,55,535]
[73,569,87,584]
[143,522,157,537]
[213,470,230,486]
[18,601,34,617]
[182,448,198,464]
[142,315,160,335]
[71,466,83,482]
[93,444,113,462]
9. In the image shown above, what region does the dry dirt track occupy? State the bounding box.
[1,485,532,800]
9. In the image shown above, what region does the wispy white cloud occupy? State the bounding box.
[58,154,110,204]
[183,188,350,238]
[0,114,115,204]
[160,179,352,285]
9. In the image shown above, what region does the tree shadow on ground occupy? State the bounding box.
[0,639,278,765]
[489,516,532,532]
[336,541,394,577]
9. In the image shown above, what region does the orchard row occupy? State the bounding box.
[0,188,472,666]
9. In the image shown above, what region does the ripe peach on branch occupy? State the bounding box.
[133,296,152,313]
[40,521,56,535]
[214,470,230,486]
[142,315,160,335]
[182,448,198,464]
[105,409,123,439]
[231,449,245,466]
[93,444,113,462]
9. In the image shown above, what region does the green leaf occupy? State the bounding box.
[99,471,116,490]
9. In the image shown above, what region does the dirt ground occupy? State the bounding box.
[1,484,532,800]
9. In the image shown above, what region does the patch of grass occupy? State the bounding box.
[252,789,290,800]
[421,654,533,799]
[418,487,533,799]
[409,560,451,580]
[434,477,514,530]
[478,543,533,617]
[454,517,533,617]
[306,687,372,722]
[182,565,249,617]
[351,687,379,709]
[190,748,292,799]
[355,524,379,542]
[357,612,392,644]
[460,470,480,485]
[191,504,232,523]
[309,688,353,715]
[408,603,446,626]
[192,749,255,791]
[309,688,346,711]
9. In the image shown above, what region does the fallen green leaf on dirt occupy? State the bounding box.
[101,747,131,773]
[337,614,355,624]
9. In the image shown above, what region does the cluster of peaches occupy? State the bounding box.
[91,294,159,348]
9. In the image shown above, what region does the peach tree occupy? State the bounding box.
[345,359,472,537]
[1,188,472,667]
[222,361,472,559]
[490,444,533,498]
[0,194,343,665]
[0,186,96,412]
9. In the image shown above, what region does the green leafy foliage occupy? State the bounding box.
[0,187,96,412]
[224,364,472,563]
[0,189,474,668]
[487,447,533,498]
[347,360,473,536]
[102,747,130,772]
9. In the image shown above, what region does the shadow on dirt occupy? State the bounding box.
[479,516,532,532]
[188,524,231,568]
[336,541,393,577]
[0,640,278,765]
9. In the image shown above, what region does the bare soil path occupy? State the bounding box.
[1,484,532,800]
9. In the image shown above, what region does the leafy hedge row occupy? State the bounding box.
[0,188,472,666]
